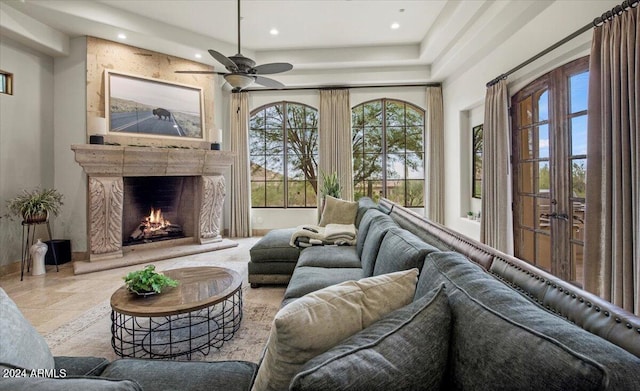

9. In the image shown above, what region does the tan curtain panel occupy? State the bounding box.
[481,79,514,254]
[585,6,639,315]
[426,86,444,223]
[230,92,251,237]
[319,89,353,201]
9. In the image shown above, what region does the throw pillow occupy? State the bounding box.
[0,288,54,372]
[251,268,419,391]
[318,195,358,227]
[290,284,451,391]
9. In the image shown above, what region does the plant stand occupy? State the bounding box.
[21,220,58,281]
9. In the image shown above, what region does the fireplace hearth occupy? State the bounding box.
[72,145,235,265]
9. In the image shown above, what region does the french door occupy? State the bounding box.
[511,57,588,285]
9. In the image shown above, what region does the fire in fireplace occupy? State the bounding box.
[128,207,183,243]
[122,176,196,247]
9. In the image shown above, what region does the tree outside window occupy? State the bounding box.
[250,102,319,208]
[352,99,425,207]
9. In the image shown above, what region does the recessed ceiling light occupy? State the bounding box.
[390,22,400,30]
[270,28,279,35]
[117,33,127,40]
[195,53,202,59]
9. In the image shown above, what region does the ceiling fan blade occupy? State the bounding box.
[208,49,238,71]
[254,75,285,89]
[253,62,294,75]
[174,70,226,75]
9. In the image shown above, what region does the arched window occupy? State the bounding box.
[249,102,319,208]
[352,99,425,207]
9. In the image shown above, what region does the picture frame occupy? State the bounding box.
[472,124,483,199]
[105,70,204,139]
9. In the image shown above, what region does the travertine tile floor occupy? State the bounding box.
[0,237,285,336]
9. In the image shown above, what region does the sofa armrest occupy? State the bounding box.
[99,359,258,391]
[54,356,110,376]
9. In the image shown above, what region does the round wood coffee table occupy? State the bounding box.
[110,266,243,359]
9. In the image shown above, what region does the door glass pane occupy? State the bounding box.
[520,229,535,262]
[571,200,585,241]
[536,197,551,232]
[570,71,589,113]
[571,158,587,198]
[520,162,534,193]
[521,196,535,228]
[537,161,550,193]
[571,115,588,155]
[537,124,549,158]
[572,243,584,286]
[537,90,549,122]
[520,97,532,126]
[520,128,534,159]
[306,182,317,207]
[536,233,551,271]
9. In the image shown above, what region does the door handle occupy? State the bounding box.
[539,212,569,221]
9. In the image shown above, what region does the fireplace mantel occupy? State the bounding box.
[71,144,234,177]
[71,144,235,264]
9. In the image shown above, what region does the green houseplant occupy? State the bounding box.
[6,187,63,223]
[320,170,342,199]
[124,265,178,295]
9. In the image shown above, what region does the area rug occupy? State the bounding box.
[42,251,284,363]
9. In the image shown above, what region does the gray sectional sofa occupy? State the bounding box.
[2,197,639,390]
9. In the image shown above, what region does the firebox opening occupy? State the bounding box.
[122,176,197,246]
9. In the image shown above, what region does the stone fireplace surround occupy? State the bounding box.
[71,144,235,273]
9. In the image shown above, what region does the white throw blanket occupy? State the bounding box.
[289,224,357,248]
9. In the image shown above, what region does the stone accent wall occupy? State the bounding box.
[86,36,216,148]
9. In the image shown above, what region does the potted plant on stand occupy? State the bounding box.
[6,187,63,223]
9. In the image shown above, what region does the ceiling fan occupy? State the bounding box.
[176,0,293,91]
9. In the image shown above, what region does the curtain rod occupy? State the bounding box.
[242,82,441,93]
[486,0,639,87]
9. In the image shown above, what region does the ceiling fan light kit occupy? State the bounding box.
[176,0,293,92]
[224,73,255,90]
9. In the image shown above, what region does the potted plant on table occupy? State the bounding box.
[124,265,178,296]
[5,187,63,223]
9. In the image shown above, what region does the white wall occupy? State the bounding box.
[52,36,87,252]
[440,0,617,240]
[0,37,54,267]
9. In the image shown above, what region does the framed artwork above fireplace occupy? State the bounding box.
[105,70,205,140]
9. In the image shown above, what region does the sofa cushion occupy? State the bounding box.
[0,377,142,391]
[355,208,395,258]
[418,252,640,391]
[100,359,257,391]
[297,246,360,268]
[372,227,439,276]
[253,269,419,391]
[283,267,364,300]
[0,288,54,372]
[250,228,301,263]
[318,196,358,227]
[290,283,451,391]
[359,216,398,277]
[355,197,377,227]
